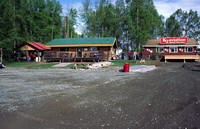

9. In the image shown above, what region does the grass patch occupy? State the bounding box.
[111,59,161,67]
[7,62,59,69]
[111,59,136,67]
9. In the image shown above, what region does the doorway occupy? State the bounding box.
[77,47,82,57]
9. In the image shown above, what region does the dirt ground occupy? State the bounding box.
[0,63,200,129]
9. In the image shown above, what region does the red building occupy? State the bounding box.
[142,37,199,62]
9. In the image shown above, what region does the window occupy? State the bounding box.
[169,47,178,53]
[160,48,164,53]
[185,47,193,53]
[60,47,69,51]
[156,48,159,53]
[156,48,164,53]
[83,48,88,51]
[90,47,98,51]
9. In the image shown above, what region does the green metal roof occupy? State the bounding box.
[47,37,116,45]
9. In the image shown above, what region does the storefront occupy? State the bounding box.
[142,37,199,61]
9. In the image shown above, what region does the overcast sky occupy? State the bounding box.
[58,0,200,34]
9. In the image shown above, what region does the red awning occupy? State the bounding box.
[27,42,50,51]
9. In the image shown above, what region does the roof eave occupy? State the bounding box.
[47,44,114,47]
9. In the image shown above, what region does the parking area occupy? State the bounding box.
[0,64,200,129]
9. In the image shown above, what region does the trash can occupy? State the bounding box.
[124,63,130,72]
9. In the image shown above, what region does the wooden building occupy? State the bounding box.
[45,37,117,62]
[142,37,199,62]
[20,42,50,62]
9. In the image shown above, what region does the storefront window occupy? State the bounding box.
[169,47,178,53]
[185,47,193,52]
[156,48,164,53]
[60,47,69,51]
[83,48,88,51]
[160,48,164,53]
[90,47,98,51]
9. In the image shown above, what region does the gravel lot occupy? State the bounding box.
[0,63,200,129]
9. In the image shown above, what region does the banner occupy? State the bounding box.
[160,37,188,44]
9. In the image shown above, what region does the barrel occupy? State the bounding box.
[124,63,130,72]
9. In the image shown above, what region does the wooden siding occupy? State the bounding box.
[44,46,115,62]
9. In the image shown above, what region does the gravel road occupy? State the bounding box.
[0,63,200,129]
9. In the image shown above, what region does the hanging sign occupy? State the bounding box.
[160,37,188,44]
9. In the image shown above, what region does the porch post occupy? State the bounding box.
[26,50,29,62]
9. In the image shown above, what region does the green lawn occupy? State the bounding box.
[7,62,59,69]
[6,60,162,69]
[111,59,137,67]
[111,59,161,67]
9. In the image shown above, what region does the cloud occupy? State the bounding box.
[154,0,200,19]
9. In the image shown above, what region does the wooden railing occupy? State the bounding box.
[43,51,108,62]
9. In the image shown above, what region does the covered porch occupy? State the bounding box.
[43,51,108,62]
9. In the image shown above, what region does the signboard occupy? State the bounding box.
[160,37,188,44]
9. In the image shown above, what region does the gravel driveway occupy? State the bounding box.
[0,64,200,129]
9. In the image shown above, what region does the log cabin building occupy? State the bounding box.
[142,37,199,62]
[20,42,50,62]
[45,37,117,62]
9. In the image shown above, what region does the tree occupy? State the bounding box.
[126,0,164,48]
[0,0,62,61]
[165,9,200,41]
[81,0,164,50]
[63,8,78,38]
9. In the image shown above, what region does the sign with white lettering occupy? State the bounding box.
[160,37,188,44]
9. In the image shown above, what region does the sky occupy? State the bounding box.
[57,0,200,34]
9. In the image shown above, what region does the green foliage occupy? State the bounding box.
[127,0,164,48]
[165,9,200,41]
[0,0,62,61]
[6,62,58,69]
[81,0,164,49]
[62,8,79,38]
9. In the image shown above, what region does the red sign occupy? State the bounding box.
[160,37,188,44]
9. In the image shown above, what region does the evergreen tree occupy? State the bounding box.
[63,8,78,38]
[82,0,164,49]
[166,9,200,40]
[0,0,62,60]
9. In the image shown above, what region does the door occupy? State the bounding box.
[77,47,82,57]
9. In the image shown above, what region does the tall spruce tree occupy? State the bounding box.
[82,0,164,50]
[0,0,62,60]
[166,9,200,41]
[63,8,78,38]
